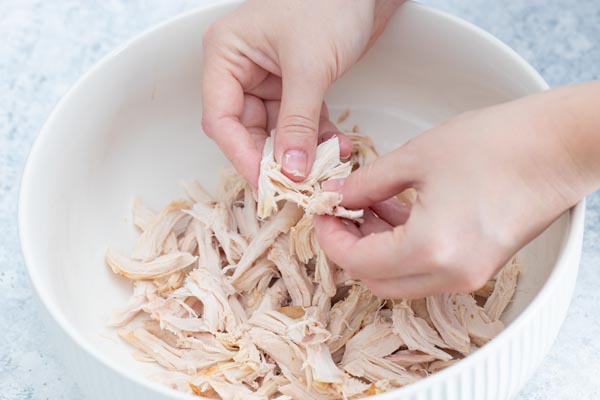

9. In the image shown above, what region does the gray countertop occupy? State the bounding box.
[1,1,598,399]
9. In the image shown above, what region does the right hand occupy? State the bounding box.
[201,0,404,186]
[315,84,600,299]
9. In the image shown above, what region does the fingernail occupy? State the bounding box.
[323,178,345,192]
[282,149,308,178]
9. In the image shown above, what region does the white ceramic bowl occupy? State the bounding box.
[19,1,584,399]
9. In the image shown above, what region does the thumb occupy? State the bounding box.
[324,145,421,209]
[275,64,330,181]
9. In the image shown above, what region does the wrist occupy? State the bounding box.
[533,83,600,204]
[503,82,600,214]
[555,82,600,193]
[478,88,591,215]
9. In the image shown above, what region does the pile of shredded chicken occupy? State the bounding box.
[106,131,520,400]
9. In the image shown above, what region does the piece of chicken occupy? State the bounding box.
[267,234,314,307]
[392,300,452,361]
[314,249,337,297]
[484,257,520,320]
[343,355,419,387]
[233,185,260,241]
[426,293,470,354]
[255,372,289,399]
[180,179,214,205]
[190,218,222,275]
[254,279,290,315]
[131,199,191,261]
[250,326,306,380]
[327,285,381,353]
[257,136,361,221]
[455,293,504,346]
[185,201,247,265]
[178,221,199,254]
[120,328,233,374]
[174,268,244,333]
[341,320,404,365]
[106,249,197,280]
[234,257,278,294]
[230,202,303,284]
[289,215,317,263]
[217,168,247,209]
[385,350,438,367]
[312,284,332,325]
[109,281,158,327]
[346,131,379,168]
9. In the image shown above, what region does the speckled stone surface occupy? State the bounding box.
[1,1,598,399]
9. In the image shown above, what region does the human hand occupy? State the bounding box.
[201,0,403,187]
[315,84,600,299]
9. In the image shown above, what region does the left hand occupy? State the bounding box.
[201,0,404,187]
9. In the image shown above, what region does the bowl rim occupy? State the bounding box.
[18,1,584,399]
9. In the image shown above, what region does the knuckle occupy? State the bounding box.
[201,116,216,139]
[425,236,457,272]
[342,263,363,280]
[278,114,318,139]
[351,163,379,202]
[451,262,490,293]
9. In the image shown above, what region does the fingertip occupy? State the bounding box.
[312,214,336,237]
[338,132,353,159]
[335,148,420,210]
[320,131,353,160]
[313,214,357,245]
[322,178,345,192]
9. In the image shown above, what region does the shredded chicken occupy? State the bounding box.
[392,300,452,361]
[257,136,361,221]
[289,214,317,264]
[106,249,197,280]
[426,294,470,354]
[268,234,314,307]
[484,257,520,320]
[106,131,521,399]
[131,199,191,261]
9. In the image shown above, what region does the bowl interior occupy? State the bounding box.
[20,0,568,393]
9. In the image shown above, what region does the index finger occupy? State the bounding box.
[313,214,429,280]
[201,59,262,187]
[337,144,422,209]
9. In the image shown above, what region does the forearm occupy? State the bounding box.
[509,81,600,207]
[550,81,600,192]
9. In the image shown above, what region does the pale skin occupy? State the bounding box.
[201,0,404,184]
[202,1,600,299]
